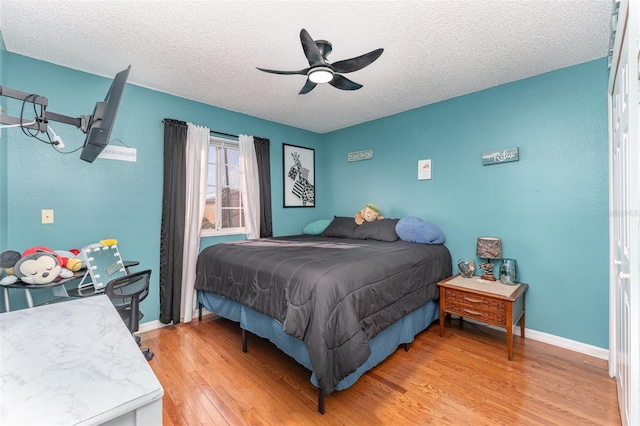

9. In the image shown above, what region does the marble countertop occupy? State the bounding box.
[0,295,163,425]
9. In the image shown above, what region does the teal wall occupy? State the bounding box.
[2,53,609,349]
[322,59,609,348]
[2,53,324,313]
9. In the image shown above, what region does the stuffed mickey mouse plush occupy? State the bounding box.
[14,251,64,284]
[0,247,77,285]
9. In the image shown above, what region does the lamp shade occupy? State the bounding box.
[476,237,502,259]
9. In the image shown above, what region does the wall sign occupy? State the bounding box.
[98,145,137,162]
[482,147,519,166]
[347,149,373,162]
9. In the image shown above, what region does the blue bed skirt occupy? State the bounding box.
[197,290,439,391]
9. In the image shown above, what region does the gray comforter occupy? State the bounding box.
[194,235,451,395]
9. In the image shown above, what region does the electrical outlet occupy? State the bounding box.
[42,209,54,224]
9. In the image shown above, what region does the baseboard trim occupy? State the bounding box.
[139,313,609,361]
[138,320,170,334]
[524,328,609,360]
[138,307,215,333]
[456,316,609,360]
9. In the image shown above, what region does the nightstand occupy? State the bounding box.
[438,274,528,360]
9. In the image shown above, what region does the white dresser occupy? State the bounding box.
[0,295,163,425]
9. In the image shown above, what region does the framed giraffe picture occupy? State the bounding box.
[283,143,315,208]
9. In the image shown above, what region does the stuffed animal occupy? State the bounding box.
[23,246,83,273]
[55,249,84,272]
[14,251,64,284]
[0,250,22,285]
[0,246,80,285]
[354,203,384,225]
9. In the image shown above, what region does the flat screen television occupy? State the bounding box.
[80,65,131,163]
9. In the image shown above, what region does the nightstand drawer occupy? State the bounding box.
[444,300,506,325]
[445,288,506,311]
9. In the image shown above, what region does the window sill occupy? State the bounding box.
[200,228,246,238]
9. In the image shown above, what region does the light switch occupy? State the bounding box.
[42,209,54,224]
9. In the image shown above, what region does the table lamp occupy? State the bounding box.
[476,237,502,281]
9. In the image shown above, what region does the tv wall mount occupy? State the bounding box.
[0,85,93,133]
[0,65,130,163]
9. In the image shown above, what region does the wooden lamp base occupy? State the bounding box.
[479,262,497,281]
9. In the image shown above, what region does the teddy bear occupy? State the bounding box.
[354,203,384,225]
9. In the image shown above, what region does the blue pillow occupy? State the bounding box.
[303,219,332,235]
[396,216,445,244]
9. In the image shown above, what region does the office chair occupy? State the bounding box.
[105,269,154,361]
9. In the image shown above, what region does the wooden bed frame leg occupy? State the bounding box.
[198,302,202,321]
[318,388,325,414]
[404,343,409,352]
[242,328,248,353]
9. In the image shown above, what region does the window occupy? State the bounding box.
[201,137,245,236]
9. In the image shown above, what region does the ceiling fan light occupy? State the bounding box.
[308,67,334,84]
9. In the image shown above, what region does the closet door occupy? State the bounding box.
[609,1,639,425]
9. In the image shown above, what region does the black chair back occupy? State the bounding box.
[105,269,151,334]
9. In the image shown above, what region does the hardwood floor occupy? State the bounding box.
[140,315,621,425]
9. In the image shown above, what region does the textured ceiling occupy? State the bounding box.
[0,0,613,134]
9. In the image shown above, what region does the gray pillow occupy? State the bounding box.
[321,216,359,238]
[353,218,400,242]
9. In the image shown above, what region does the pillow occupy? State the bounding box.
[321,216,359,238]
[395,216,445,244]
[303,219,332,235]
[353,218,400,242]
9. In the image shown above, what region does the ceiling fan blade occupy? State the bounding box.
[299,79,317,95]
[300,29,325,67]
[256,67,309,75]
[331,48,384,74]
[329,74,363,91]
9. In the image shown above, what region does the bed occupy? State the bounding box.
[194,217,452,413]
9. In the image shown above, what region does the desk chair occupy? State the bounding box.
[105,269,154,361]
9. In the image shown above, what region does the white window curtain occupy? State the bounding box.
[239,134,261,239]
[180,123,209,323]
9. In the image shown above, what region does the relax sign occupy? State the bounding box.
[482,147,519,166]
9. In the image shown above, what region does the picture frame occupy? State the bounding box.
[418,159,432,180]
[283,143,315,208]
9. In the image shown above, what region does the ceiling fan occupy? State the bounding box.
[257,29,384,95]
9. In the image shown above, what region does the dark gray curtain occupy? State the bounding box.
[254,137,273,238]
[159,119,188,324]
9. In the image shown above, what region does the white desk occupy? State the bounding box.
[0,295,163,425]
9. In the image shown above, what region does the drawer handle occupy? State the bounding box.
[463,297,485,304]
[463,308,483,316]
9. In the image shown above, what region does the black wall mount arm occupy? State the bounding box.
[0,86,88,133]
